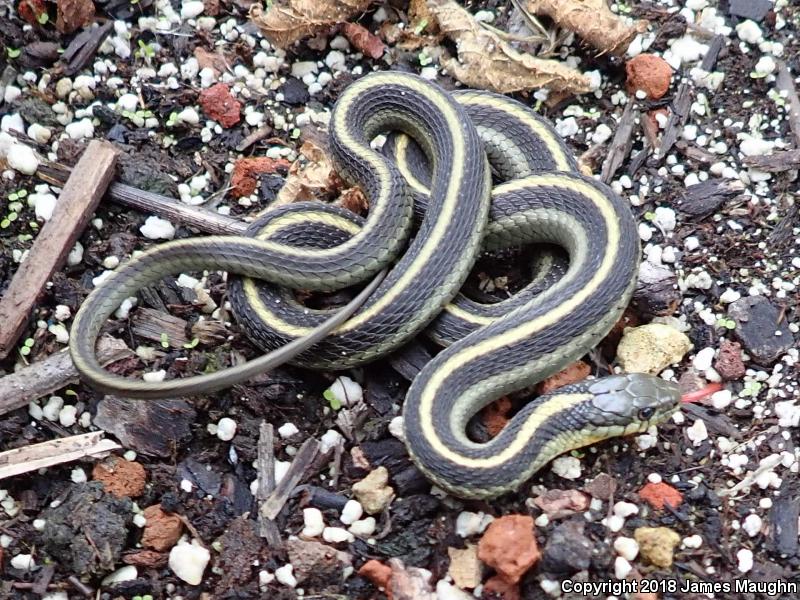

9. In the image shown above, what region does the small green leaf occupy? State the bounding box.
[7,48,21,59]
[24,338,35,348]
[9,192,19,202]
[37,12,49,24]
[183,337,199,349]
[160,332,169,348]
[17,189,27,198]
[0,219,9,229]
[644,211,656,221]
[8,212,18,222]
[20,346,31,356]
[323,388,341,411]
[413,18,428,35]
[65,389,78,397]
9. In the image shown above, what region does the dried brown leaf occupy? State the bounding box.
[250,0,373,49]
[273,140,341,206]
[428,0,590,95]
[56,0,95,34]
[526,0,648,56]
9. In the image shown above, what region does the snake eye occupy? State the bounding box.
[638,407,655,420]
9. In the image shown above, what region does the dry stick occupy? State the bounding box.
[37,161,247,236]
[257,421,283,545]
[260,437,320,520]
[0,336,131,415]
[600,101,637,184]
[0,141,119,359]
[0,431,121,480]
[776,62,800,148]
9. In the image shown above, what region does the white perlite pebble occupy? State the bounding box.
[10,554,35,571]
[613,502,639,518]
[436,580,473,600]
[684,236,700,251]
[683,534,703,549]
[638,223,653,242]
[322,526,354,543]
[275,564,297,587]
[140,216,175,239]
[736,20,762,44]
[737,548,753,572]
[43,396,64,421]
[455,511,494,537]
[216,417,237,441]
[653,207,677,233]
[348,516,376,537]
[340,499,364,525]
[7,142,39,175]
[177,107,200,125]
[302,508,325,537]
[101,565,138,586]
[711,389,733,410]
[33,193,58,221]
[169,540,210,585]
[614,556,632,579]
[693,347,716,371]
[388,416,405,441]
[687,419,708,445]
[606,515,625,533]
[67,242,84,266]
[27,123,52,144]
[552,456,581,479]
[613,537,639,560]
[71,467,87,483]
[719,288,741,304]
[327,376,363,407]
[591,124,612,145]
[742,514,762,537]
[319,429,345,453]
[181,0,205,19]
[59,405,78,427]
[65,118,94,140]
[278,422,299,438]
[117,93,139,112]
[143,370,167,383]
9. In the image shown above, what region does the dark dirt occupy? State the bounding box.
[0,0,799,599]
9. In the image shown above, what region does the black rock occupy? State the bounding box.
[280,77,310,105]
[259,172,285,204]
[727,296,794,366]
[17,96,60,128]
[729,0,772,22]
[541,518,595,575]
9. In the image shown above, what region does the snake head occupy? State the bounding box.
[587,373,681,432]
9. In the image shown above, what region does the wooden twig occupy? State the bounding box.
[260,437,320,520]
[0,431,121,480]
[0,141,119,359]
[257,422,283,545]
[776,62,800,148]
[37,161,247,236]
[0,336,131,415]
[600,101,637,184]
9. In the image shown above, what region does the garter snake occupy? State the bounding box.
[70,71,680,499]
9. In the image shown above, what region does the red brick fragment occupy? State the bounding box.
[199,83,241,128]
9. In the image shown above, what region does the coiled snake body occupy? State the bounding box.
[70,72,680,498]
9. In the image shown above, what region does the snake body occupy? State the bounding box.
[70,72,680,498]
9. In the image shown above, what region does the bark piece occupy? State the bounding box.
[0,140,118,359]
[526,0,647,56]
[429,0,590,95]
[93,396,196,457]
